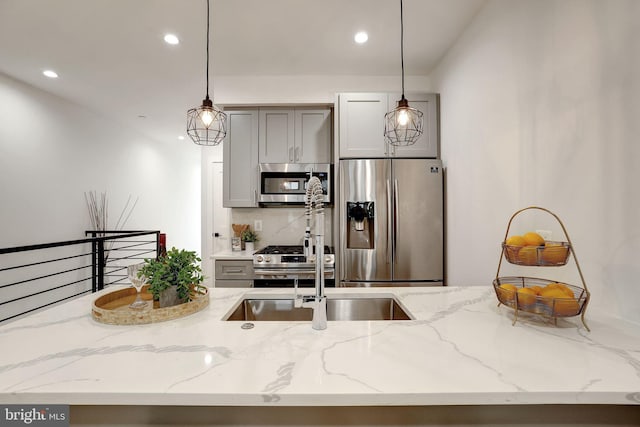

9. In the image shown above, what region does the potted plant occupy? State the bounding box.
[139,247,205,308]
[241,229,259,252]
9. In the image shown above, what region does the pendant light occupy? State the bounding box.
[384,0,424,146]
[187,0,227,146]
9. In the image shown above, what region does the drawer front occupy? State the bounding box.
[214,279,253,288]
[215,260,254,280]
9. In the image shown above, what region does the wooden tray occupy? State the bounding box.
[92,285,209,325]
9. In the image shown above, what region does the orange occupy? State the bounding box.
[523,231,545,246]
[497,283,517,304]
[517,246,539,265]
[516,287,537,308]
[541,245,569,265]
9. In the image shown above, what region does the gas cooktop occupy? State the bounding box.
[253,245,335,269]
[255,245,334,255]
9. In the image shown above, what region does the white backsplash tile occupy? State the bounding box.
[231,207,333,248]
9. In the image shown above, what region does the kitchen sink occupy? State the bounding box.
[223,295,413,321]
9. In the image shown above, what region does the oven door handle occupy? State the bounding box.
[255,269,334,276]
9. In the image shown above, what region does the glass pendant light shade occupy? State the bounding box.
[187,96,227,146]
[187,0,227,146]
[384,97,424,146]
[384,0,424,147]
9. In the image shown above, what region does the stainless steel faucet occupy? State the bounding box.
[295,174,327,330]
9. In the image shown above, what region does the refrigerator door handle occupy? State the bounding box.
[393,178,399,265]
[386,179,392,264]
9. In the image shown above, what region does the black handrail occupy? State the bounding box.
[84,230,160,292]
[0,230,160,323]
[0,231,159,254]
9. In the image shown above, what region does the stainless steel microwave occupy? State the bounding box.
[259,163,332,205]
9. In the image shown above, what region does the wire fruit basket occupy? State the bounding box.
[502,241,571,266]
[494,207,590,330]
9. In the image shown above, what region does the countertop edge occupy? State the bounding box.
[3,391,639,407]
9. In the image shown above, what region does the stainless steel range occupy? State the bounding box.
[253,245,335,288]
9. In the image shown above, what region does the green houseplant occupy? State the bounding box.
[140,247,205,308]
[241,229,259,252]
[241,229,259,243]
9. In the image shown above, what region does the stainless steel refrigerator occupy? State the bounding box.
[339,158,443,286]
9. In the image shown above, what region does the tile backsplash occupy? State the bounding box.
[230,207,333,248]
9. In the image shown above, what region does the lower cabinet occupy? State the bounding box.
[214,259,254,288]
[214,279,253,288]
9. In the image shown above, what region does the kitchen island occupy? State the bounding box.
[1,286,639,426]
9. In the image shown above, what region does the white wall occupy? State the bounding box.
[230,207,334,248]
[431,0,640,321]
[0,72,202,319]
[215,75,430,105]
[0,72,201,251]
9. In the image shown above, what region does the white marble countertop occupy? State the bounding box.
[210,250,256,260]
[1,286,640,407]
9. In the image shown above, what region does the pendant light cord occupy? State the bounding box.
[205,0,210,100]
[400,0,405,99]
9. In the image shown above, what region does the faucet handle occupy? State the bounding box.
[293,276,303,307]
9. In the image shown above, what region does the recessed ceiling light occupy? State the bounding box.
[43,70,58,78]
[178,136,185,140]
[354,31,368,44]
[164,34,180,45]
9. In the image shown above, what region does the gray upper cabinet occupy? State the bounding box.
[294,108,332,163]
[338,92,439,159]
[259,107,332,164]
[258,109,295,163]
[387,93,439,158]
[338,93,388,158]
[223,110,259,207]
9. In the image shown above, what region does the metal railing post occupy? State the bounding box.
[97,239,105,291]
[91,239,98,293]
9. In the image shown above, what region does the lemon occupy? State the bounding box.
[539,283,579,316]
[497,283,517,304]
[541,244,569,265]
[504,235,525,263]
[523,231,545,246]
[553,298,581,316]
[541,282,574,298]
[505,235,526,246]
[529,285,543,295]
[516,287,537,308]
[517,246,539,265]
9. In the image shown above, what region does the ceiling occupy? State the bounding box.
[0,0,485,144]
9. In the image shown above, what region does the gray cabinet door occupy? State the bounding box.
[223,110,259,207]
[258,109,295,163]
[338,92,439,159]
[294,108,332,163]
[388,93,439,158]
[338,93,389,158]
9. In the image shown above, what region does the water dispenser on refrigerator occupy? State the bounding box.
[346,201,375,249]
